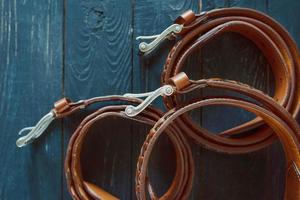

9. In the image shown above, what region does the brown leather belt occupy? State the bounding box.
[152,7,300,153]
[136,73,300,200]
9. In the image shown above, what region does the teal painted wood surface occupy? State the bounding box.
[1,0,299,199]
[0,0,63,199]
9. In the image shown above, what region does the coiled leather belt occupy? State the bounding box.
[137,7,300,153]
[19,96,194,200]
[135,73,300,200]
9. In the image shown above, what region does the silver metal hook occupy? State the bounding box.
[16,111,55,147]
[136,24,183,53]
[15,86,175,147]
[123,85,174,117]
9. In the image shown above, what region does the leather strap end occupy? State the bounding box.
[54,98,71,114]
[175,10,196,25]
[169,72,191,90]
[83,181,120,200]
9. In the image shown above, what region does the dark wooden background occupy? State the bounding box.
[1,0,300,199]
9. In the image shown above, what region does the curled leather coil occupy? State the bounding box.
[60,96,194,200]
[159,7,300,153]
[136,84,300,199]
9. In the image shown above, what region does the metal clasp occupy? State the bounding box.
[15,86,175,147]
[123,85,174,117]
[136,24,183,53]
[16,111,55,147]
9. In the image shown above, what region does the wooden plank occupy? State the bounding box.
[198,1,285,200]
[63,0,132,199]
[132,0,202,199]
[267,1,300,52]
[263,0,300,199]
[0,0,63,199]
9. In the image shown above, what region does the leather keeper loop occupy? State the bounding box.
[54,98,71,114]
[175,10,196,25]
[169,72,191,90]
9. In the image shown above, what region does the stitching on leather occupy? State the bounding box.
[135,109,177,198]
[136,98,300,195]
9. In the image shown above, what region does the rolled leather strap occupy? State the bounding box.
[165,72,300,153]
[61,96,194,200]
[136,97,300,200]
[159,7,300,153]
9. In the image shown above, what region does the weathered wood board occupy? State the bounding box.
[1,0,299,199]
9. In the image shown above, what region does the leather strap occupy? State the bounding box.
[136,97,300,199]
[161,7,300,153]
[59,96,194,200]
[165,72,299,153]
[61,73,300,199]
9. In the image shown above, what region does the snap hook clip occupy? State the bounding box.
[123,85,174,117]
[16,111,55,147]
[136,24,183,53]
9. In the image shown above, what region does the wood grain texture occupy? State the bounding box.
[0,0,63,199]
[63,0,132,199]
[1,0,299,199]
[267,0,300,48]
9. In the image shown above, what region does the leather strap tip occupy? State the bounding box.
[169,72,191,90]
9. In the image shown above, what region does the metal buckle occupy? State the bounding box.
[123,85,174,117]
[136,24,183,53]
